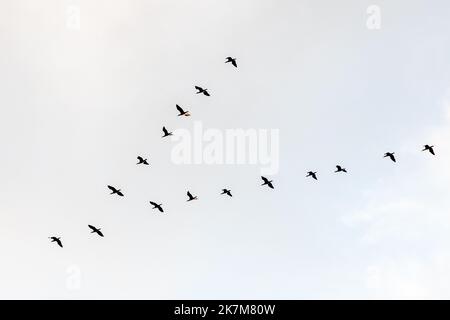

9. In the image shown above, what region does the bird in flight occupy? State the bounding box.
[422,145,435,156]
[225,57,237,68]
[137,156,149,165]
[186,191,198,201]
[162,126,173,138]
[150,201,164,213]
[306,171,318,180]
[49,237,63,248]
[195,86,210,96]
[88,225,104,237]
[108,185,124,196]
[176,104,190,117]
[335,165,347,173]
[384,152,396,163]
[221,189,232,197]
[261,176,274,189]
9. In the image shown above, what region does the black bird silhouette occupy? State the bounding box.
[422,145,435,156]
[49,237,63,248]
[221,189,232,197]
[195,86,210,96]
[261,176,274,189]
[150,201,164,213]
[88,225,104,237]
[306,171,318,180]
[162,126,173,138]
[137,156,149,165]
[335,165,347,173]
[384,152,396,162]
[186,191,198,201]
[225,57,237,68]
[176,104,190,117]
[108,185,124,196]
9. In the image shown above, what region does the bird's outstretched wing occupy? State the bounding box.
[232,60,237,68]
[187,191,193,198]
[261,176,269,184]
[158,206,164,213]
[267,182,274,189]
[150,201,157,207]
[137,156,144,162]
[88,225,96,231]
[430,148,435,155]
[176,105,184,113]
[56,239,63,247]
[162,127,169,135]
[203,91,210,96]
[195,86,202,91]
[97,230,104,237]
[108,185,116,192]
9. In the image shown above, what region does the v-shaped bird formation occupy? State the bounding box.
[50,56,437,248]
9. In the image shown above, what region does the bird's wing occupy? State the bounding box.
[137,156,143,161]
[268,182,274,189]
[57,240,63,247]
[117,191,124,196]
[261,176,269,183]
[107,185,116,192]
[187,191,192,198]
[150,201,157,206]
[162,127,168,134]
[232,60,237,67]
[158,206,164,212]
[176,105,184,113]
[88,225,95,231]
[195,86,202,90]
[204,91,210,96]
[97,230,104,237]
[431,148,435,155]
[391,155,396,162]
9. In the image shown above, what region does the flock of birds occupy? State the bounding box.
[49,56,437,248]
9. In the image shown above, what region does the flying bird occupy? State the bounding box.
[225,57,237,68]
[186,191,198,201]
[195,86,210,96]
[162,126,173,138]
[88,225,104,237]
[384,152,396,163]
[221,189,232,197]
[306,171,318,180]
[49,237,63,248]
[335,165,347,173]
[176,104,190,117]
[422,145,435,156]
[261,176,274,189]
[150,201,164,213]
[108,185,124,196]
[137,156,149,165]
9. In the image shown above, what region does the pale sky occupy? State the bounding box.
[0,0,450,299]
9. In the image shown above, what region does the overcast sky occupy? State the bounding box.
[1,0,450,299]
